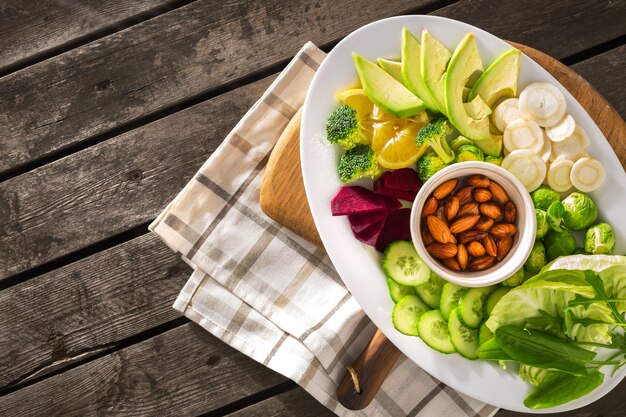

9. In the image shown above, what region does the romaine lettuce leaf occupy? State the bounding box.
[542,254,626,273]
[564,302,613,344]
[598,264,626,313]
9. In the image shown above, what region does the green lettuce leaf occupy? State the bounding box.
[542,254,626,273]
[564,302,614,344]
[599,264,626,313]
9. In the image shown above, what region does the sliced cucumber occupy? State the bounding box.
[415,273,446,309]
[484,286,510,317]
[459,286,496,328]
[440,283,468,321]
[448,308,478,359]
[478,322,494,346]
[382,241,431,286]
[387,278,416,304]
[392,295,430,336]
[417,310,456,353]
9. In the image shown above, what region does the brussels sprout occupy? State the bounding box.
[524,241,547,274]
[546,201,565,232]
[485,155,503,166]
[502,267,525,287]
[535,209,550,239]
[562,192,598,230]
[450,136,474,152]
[531,186,560,210]
[455,144,484,162]
[584,222,616,254]
[544,229,577,260]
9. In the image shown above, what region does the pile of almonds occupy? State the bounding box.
[421,175,518,272]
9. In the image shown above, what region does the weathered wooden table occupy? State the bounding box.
[0,1,624,416]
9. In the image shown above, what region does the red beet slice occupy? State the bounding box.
[331,186,387,216]
[353,218,386,246]
[375,208,412,252]
[382,168,422,192]
[374,178,417,202]
[348,195,401,234]
[380,194,402,212]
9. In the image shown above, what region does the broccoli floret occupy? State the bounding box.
[417,152,448,183]
[337,144,381,183]
[326,105,367,149]
[416,118,455,163]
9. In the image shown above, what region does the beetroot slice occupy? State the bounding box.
[348,195,401,233]
[374,178,417,202]
[382,168,422,193]
[353,218,386,246]
[375,208,412,252]
[379,195,402,212]
[331,186,387,216]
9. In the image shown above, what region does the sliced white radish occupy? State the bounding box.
[539,131,552,162]
[549,125,588,161]
[519,82,566,127]
[502,149,547,192]
[492,98,523,132]
[503,118,544,154]
[570,157,606,192]
[547,158,574,192]
[545,114,575,142]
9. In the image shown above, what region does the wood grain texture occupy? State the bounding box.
[0,0,175,72]
[226,387,335,417]
[0,233,190,390]
[0,323,288,416]
[0,0,427,175]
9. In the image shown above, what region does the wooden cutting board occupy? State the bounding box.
[259,42,626,410]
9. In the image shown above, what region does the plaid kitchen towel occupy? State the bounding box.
[150,42,497,417]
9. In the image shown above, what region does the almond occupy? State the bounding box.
[491,223,517,238]
[427,215,453,244]
[455,186,474,203]
[456,243,468,270]
[467,241,486,257]
[458,202,479,217]
[433,179,458,200]
[497,236,513,260]
[489,181,509,204]
[473,188,492,203]
[504,201,517,224]
[468,175,490,188]
[475,217,494,231]
[483,235,497,257]
[468,256,496,271]
[422,197,438,218]
[445,197,460,221]
[480,202,502,220]
[458,230,487,244]
[449,215,480,234]
[443,258,462,271]
[435,206,448,225]
[427,243,458,259]
[422,228,434,246]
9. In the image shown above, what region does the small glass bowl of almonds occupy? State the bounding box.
[410,162,536,287]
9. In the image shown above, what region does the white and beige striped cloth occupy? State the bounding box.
[150,42,498,417]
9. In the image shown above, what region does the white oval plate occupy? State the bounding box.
[300,15,626,413]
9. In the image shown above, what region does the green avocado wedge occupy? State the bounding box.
[420,29,452,115]
[464,94,492,120]
[445,33,490,141]
[353,53,426,118]
[474,133,504,157]
[469,48,521,108]
[401,27,440,113]
[377,58,403,82]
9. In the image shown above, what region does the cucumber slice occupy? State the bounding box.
[387,278,417,304]
[440,283,468,321]
[392,295,430,336]
[415,273,446,309]
[382,241,431,286]
[448,308,479,359]
[478,322,494,346]
[459,286,496,328]
[417,310,456,353]
[484,286,510,317]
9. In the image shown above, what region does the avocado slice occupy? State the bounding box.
[445,33,490,141]
[420,29,452,116]
[353,53,426,118]
[377,58,403,82]
[464,94,492,120]
[469,49,521,108]
[401,27,439,113]
[474,133,503,157]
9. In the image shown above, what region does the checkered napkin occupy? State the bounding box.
[150,42,498,417]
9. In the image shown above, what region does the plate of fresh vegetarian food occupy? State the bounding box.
[300,15,626,413]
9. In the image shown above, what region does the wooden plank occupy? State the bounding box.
[0,0,177,73]
[0,233,189,390]
[227,387,335,417]
[0,323,288,416]
[571,45,626,119]
[0,0,428,175]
